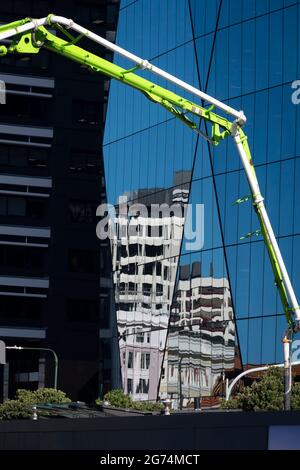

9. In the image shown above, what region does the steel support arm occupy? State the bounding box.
[232,125,300,329]
[0,15,246,125]
[0,24,233,146]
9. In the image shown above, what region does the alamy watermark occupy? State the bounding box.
[292,340,300,362]
[96,196,205,251]
[0,80,6,104]
[291,80,300,105]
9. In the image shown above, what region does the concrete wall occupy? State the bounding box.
[0,411,299,450]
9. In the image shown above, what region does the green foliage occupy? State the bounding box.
[221,367,300,411]
[291,382,300,410]
[97,389,163,412]
[31,388,71,405]
[220,397,239,410]
[128,400,164,412]
[0,388,71,420]
[102,389,132,409]
[0,399,32,420]
[16,387,70,405]
[15,389,33,403]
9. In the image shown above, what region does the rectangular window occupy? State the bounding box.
[136,379,149,394]
[142,283,152,296]
[127,351,133,369]
[67,298,98,322]
[8,197,26,216]
[27,198,46,219]
[129,244,138,257]
[0,94,52,126]
[144,263,153,275]
[0,196,47,220]
[127,378,133,394]
[156,263,162,276]
[68,249,99,274]
[9,147,27,167]
[145,245,163,257]
[156,284,163,295]
[0,245,46,274]
[0,198,6,215]
[69,199,98,224]
[77,2,106,24]
[120,245,127,258]
[0,145,49,170]
[140,353,150,370]
[0,296,43,321]
[69,149,102,175]
[128,282,135,294]
[136,328,144,343]
[72,100,101,126]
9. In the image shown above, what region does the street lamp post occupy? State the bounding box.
[6,345,58,390]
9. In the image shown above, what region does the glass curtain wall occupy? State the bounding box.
[103,0,300,405]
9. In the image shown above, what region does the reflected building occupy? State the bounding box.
[110,172,189,400]
[160,261,235,407]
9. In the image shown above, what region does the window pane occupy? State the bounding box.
[8,197,25,216]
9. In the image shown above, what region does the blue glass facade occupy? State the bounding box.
[104,0,300,405]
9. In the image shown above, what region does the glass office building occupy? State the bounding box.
[103,0,300,406]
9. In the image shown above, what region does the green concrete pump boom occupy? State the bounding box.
[0,15,299,410]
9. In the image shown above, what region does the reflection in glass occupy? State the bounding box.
[160,254,236,407]
[104,0,300,405]
[110,172,190,400]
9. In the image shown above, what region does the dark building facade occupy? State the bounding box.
[104,0,300,406]
[0,0,120,401]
